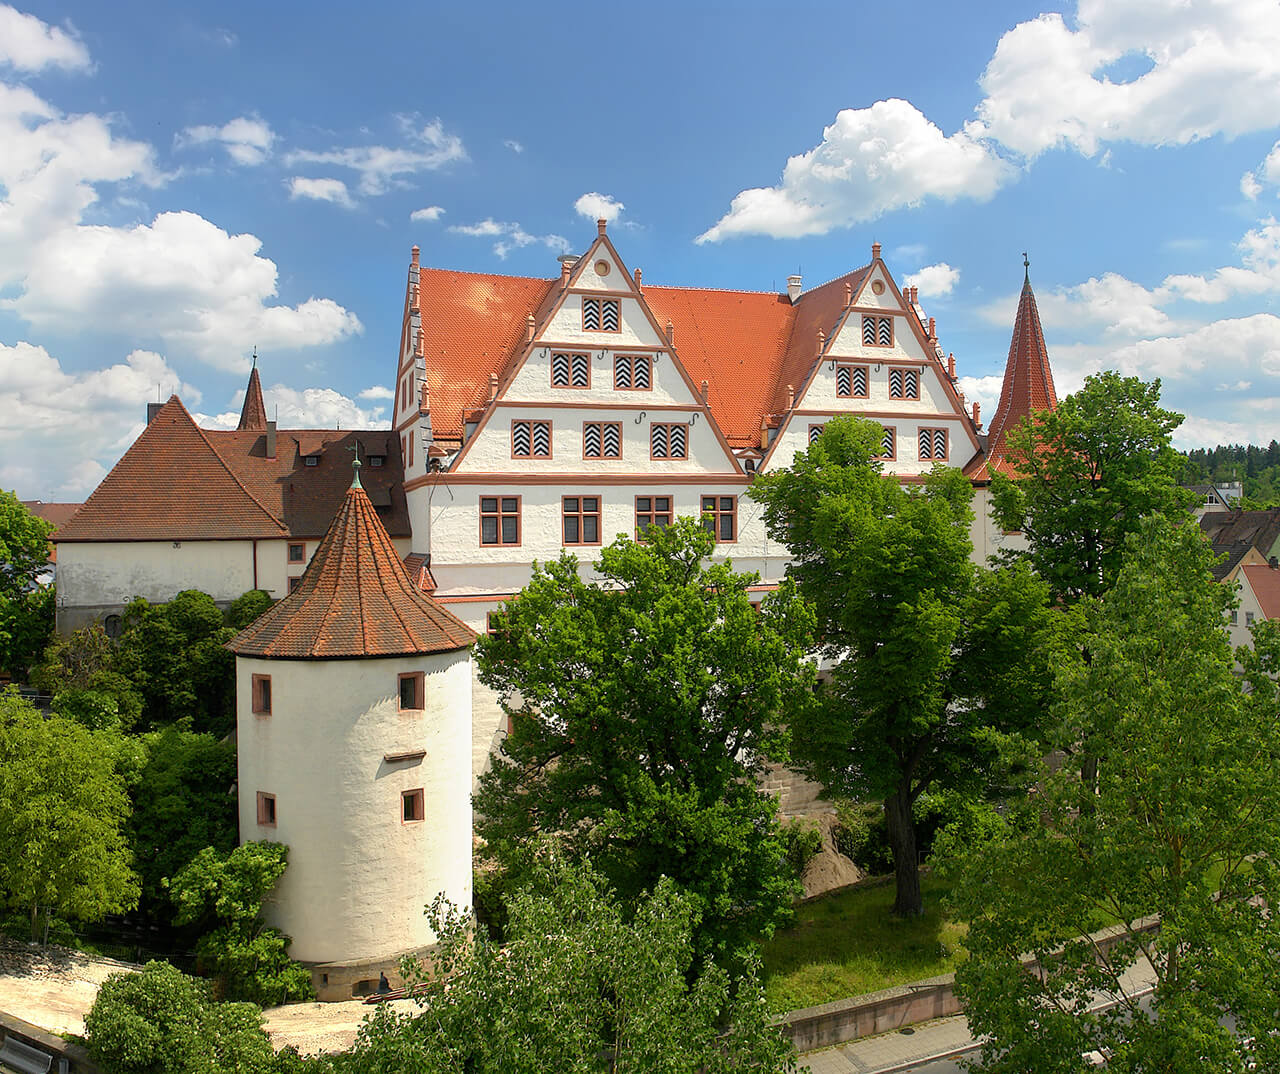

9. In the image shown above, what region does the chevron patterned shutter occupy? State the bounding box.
[614,354,631,388]
[809,424,824,444]
[836,366,851,396]
[602,422,621,457]
[852,366,867,395]
[904,369,919,398]
[512,421,531,456]
[878,316,892,345]
[634,355,651,388]
[551,353,570,386]
[531,421,551,457]
[934,428,947,458]
[918,428,932,459]
[889,369,903,398]
[582,297,600,330]
[862,316,876,345]
[881,428,895,458]
[583,422,601,458]
[601,299,620,331]
[651,424,668,458]
[572,353,589,386]
[669,424,687,458]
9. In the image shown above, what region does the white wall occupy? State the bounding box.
[236,650,473,965]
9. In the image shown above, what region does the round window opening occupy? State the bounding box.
[871,280,885,295]
[594,259,610,277]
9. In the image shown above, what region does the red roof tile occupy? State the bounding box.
[238,367,268,431]
[1241,563,1280,619]
[227,476,474,658]
[970,272,1058,480]
[56,397,287,541]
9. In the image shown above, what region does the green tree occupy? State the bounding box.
[228,589,274,631]
[0,690,139,939]
[473,519,815,963]
[116,590,235,734]
[130,728,238,917]
[990,371,1195,603]
[951,517,1280,1073]
[168,842,313,1006]
[31,625,143,729]
[751,417,1061,917]
[346,854,795,1074]
[0,491,55,679]
[84,960,277,1074]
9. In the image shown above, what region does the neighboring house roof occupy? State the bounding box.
[967,268,1058,481]
[20,501,80,564]
[228,472,474,659]
[401,552,436,594]
[238,366,269,431]
[1210,541,1266,583]
[1240,563,1280,619]
[1200,508,1280,561]
[56,395,410,543]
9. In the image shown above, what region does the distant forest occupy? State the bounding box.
[1180,443,1280,507]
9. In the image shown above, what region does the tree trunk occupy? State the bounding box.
[884,789,923,917]
[29,904,39,943]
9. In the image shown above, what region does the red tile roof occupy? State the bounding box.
[227,476,474,658]
[55,398,409,542]
[969,272,1058,481]
[238,367,268,431]
[1241,563,1280,619]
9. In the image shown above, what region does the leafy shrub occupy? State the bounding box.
[780,819,823,879]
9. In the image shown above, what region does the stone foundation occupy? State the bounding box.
[307,945,436,1002]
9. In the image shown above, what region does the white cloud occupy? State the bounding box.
[287,176,355,208]
[8,210,363,369]
[1242,171,1263,200]
[178,115,275,166]
[504,139,523,154]
[697,99,1014,242]
[448,218,570,260]
[0,343,197,497]
[410,205,444,223]
[956,374,1005,426]
[574,192,625,223]
[284,117,465,196]
[196,385,388,431]
[973,0,1280,159]
[905,263,959,297]
[358,385,394,400]
[0,5,90,73]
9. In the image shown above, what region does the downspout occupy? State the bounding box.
[252,539,259,591]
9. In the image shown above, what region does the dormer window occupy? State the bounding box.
[304,455,319,467]
[368,455,385,468]
[582,297,620,332]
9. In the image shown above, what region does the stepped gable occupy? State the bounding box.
[413,268,557,441]
[238,365,269,430]
[228,472,474,659]
[56,396,287,541]
[968,267,1058,481]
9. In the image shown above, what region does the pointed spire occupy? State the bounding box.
[982,260,1059,476]
[238,360,268,431]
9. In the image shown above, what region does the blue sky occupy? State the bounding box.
[3,0,1280,500]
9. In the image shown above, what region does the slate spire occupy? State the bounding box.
[238,359,268,431]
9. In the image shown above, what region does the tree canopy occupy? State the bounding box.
[345,854,795,1074]
[751,416,1061,916]
[951,517,1280,1073]
[0,491,55,678]
[989,371,1194,602]
[0,689,139,939]
[473,518,815,962]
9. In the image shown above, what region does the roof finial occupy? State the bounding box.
[348,442,363,489]
[1023,251,1030,283]
[251,346,257,369]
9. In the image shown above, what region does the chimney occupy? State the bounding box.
[971,402,981,429]
[526,311,535,342]
[410,245,420,267]
[666,319,675,345]
[560,262,571,289]
[700,379,709,403]
[948,353,956,379]
[786,274,803,303]
[927,316,936,341]
[146,402,164,425]
[871,241,882,261]
[634,267,642,290]
[266,420,277,460]
[597,217,607,236]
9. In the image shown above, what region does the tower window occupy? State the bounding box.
[402,788,425,823]
[257,792,276,827]
[398,671,424,712]
[252,674,272,715]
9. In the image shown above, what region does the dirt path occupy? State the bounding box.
[0,937,392,1055]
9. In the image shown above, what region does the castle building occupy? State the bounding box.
[226,462,475,1000]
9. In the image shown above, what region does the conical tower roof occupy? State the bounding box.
[238,365,269,431]
[228,472,474,659]
[972,265,1058,479]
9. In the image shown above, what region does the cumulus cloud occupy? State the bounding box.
[410,205,444,223]
[697,99,1014,242]
[358,385,394,400]
[574,192,625,223]
[956,374,1005,425]
[448,218,569,260]
[972,0,1280,159]
[0,343,197,497]
[905,263,959,297]
[196,385,389,431]
[178,115,275,166]
[8,210,363,369]
[285,117,465,196]
[0,5,90,73]
[287,176,355,208]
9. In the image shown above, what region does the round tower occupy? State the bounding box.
[227,465,476,1000]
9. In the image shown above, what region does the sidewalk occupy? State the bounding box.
[800,956,1157,1073]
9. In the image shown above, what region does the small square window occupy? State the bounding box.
[650,423,688,460]
[563,496,601,546]
[257,792,276,827]
[402,788,424,823]
[304,455,319,467]
[583,421,622,459]
[480,496,521,546]
[551,352,591,388]
[835,364,869,398]
[368,455,385,467]
[288,576,302,593]
[636,495,672,539]
[399,671,424,712]
[582,296,620,332]
[1246,611,1256,625]
[252,674,272,715]
[862,315,893,347]
[614,354,652,389]
[288,543,305,563]
[918,427,949,461]
[700,495,736,543]
[889,368,920,400]
[512,420,552,459]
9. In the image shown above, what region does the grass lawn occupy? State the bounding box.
[760,874,966,1013]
